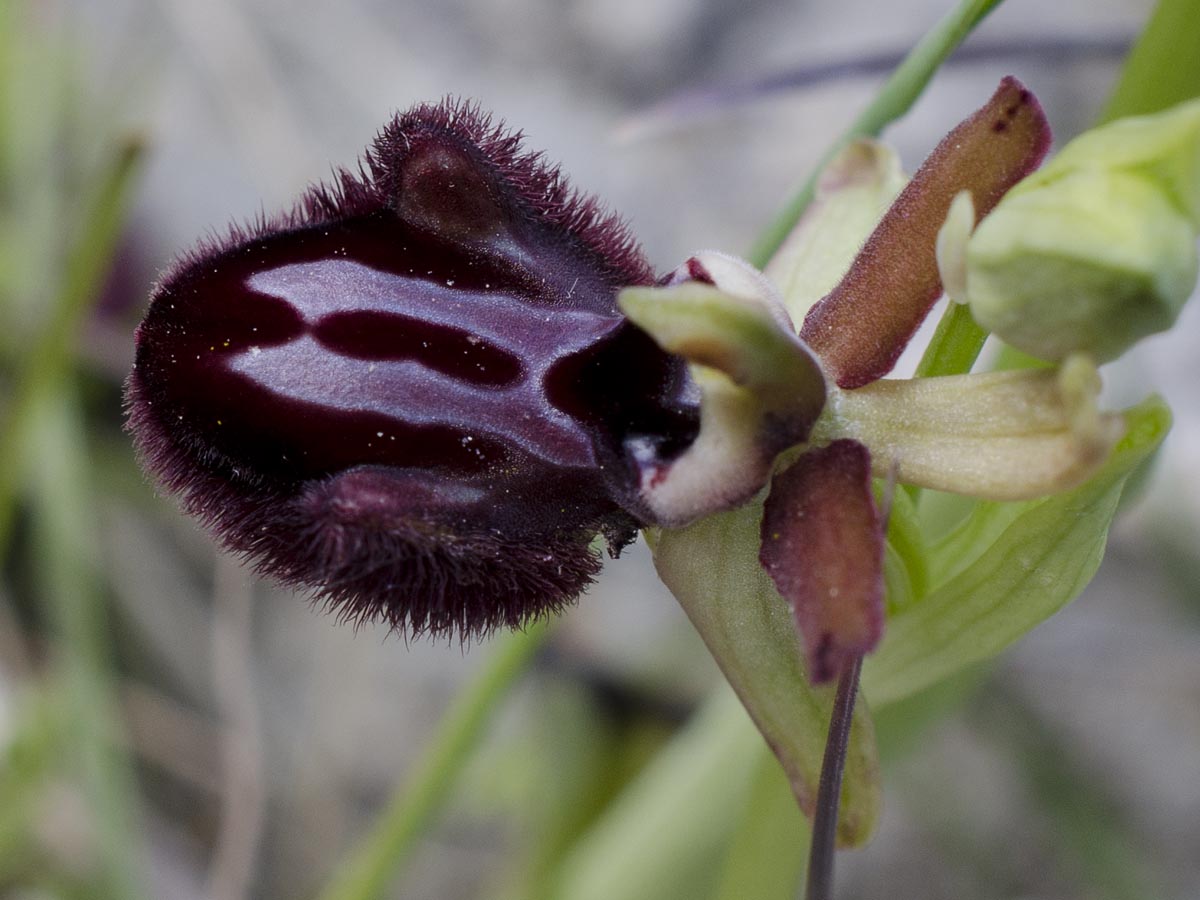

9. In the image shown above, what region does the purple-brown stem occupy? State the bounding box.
[805,654,863,900]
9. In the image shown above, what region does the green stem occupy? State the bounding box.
[30,390,146,900]
[748,0,1006,268]
[1100,0,1200,122]
[914,301,988,379]
[713,745,810,900]
[316,620,553,900]
[0,137,143,557]
[804,656,863,900]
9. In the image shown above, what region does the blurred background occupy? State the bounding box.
[1,0,1198,898]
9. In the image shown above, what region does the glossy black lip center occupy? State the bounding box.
[136,208,696,495]
[312,310,523,387]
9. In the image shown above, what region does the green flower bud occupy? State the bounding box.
[1026,97,1200,226]
[966,99,1200,362]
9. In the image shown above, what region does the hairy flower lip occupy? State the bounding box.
[127,98,703,637]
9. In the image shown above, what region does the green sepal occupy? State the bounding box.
[651,501,882,847]
[968,170,1199,362]
[862,396,1171,705]
[764,139,906,324]
[618,280,823,407]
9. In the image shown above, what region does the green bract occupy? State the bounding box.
[967,98,1200,361]
[648,514,882,847]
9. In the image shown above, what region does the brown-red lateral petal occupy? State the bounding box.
[799,77,1051,389]
[759,440,884,684]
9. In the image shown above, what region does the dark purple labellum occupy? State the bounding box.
[127,99,698,636]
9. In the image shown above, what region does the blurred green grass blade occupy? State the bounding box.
[544,685,762,900]
[977,688,1166,900]
[863,397,1170,705]
[1101,0,1200,122]
[28,389,145,900]
[0,138,143,558]
[713,746,809,900]
[914,301,989,379]
[872,665,986,762]
[0,9,78,342]
[493,680,653,900]
[749,0,1006,268]
[317,620,551,900]
[0,689,64,881]
[0,0,11,180]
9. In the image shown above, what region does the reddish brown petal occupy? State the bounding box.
[759,440,884,684]
[799,77,1051,389]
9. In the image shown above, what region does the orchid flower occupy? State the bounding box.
[127,79,1189,851]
